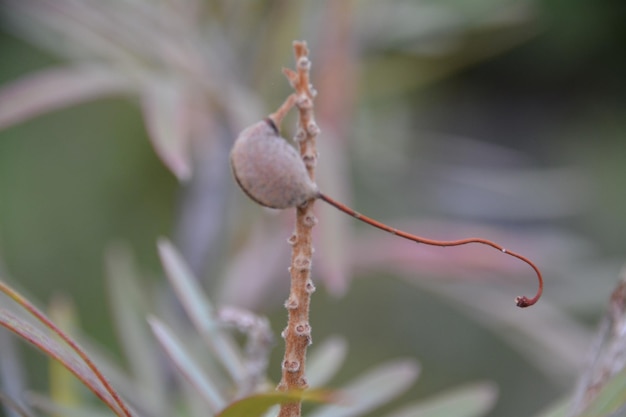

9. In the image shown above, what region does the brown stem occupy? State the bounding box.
[276,41,319,417]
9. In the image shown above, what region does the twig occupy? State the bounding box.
[276,41,319,417]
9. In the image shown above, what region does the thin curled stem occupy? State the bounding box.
[319,193,543,307]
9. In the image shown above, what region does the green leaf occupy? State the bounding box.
[306,336,348,388]
[0,309,125,417]
[308,359,420,417]
[216,389,336,417]
[48,295,81,408]
[148,317,226,413]
[384,382,497,417]
[157,239,246,382]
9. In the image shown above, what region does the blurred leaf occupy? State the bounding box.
[531,397,569,417]
[579,368,626,417]
[48,295,81,410]
[141,79,192,181]
[408,279,590,383]
[306,336,348,388]
[148,316,226,413]
[0,309,124,417]
[0,390,34,417]
[157,238,246,382]
[308,359,420,417]
[316,137,352,296]
[0,66,133,129]
[217,222,288,308]
[570,272,626,415]
[260,405,280,417]
[71,333,166,417]
[0,281,132,417]
[105,245,168,414]
[384,382,497,417]
[0,327,30,417]
[28,392,113,417]
[357,2,465,51]
[216,389,336,417]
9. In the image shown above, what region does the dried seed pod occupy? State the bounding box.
[230,119,319,209]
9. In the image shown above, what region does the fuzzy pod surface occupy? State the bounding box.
[230,119,319,209]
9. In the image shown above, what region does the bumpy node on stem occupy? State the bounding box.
[303,213,318,228]
[282,359,301,373]
[294,128,307,142]
[294,322,311,337]
[293,255,312,271]
[305,279,316,294]
[285,297,299,310]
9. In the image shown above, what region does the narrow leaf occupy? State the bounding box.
[0,281,132,417]
[141,79,192,181]
[157,239,246,381]
[0,327,30,417]
[0,66,133,129]
[306,336,348,388]
[384,382,497,417]
[74,333,168,417]
[48,295,81,408]
[148,317,226,413]
[0,309,123,417]
[28,392,114,417]
[0,390,34,417]
[216,389,336,417]
[105,245,166,410]
[308,359,420,417]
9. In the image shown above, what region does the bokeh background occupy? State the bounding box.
[1,1,625,416]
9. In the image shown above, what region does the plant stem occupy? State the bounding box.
[276,41,319,417]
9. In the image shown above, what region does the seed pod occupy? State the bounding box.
[230,119,319,209]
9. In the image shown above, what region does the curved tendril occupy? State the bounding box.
[319,193,543,308]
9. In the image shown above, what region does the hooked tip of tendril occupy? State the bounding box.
[515,296,536,308]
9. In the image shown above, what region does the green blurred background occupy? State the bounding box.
[1,1,625,416]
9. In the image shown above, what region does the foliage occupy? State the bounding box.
[1,1,626,417]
